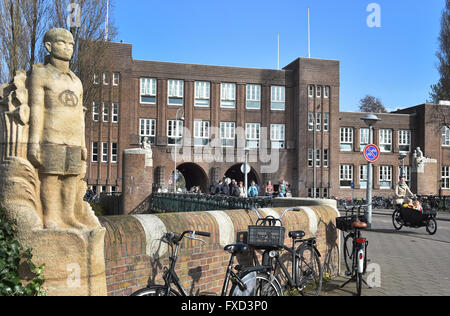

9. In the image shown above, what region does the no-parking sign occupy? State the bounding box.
[363,144,381,163]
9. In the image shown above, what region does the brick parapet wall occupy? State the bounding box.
[99,205,340,296]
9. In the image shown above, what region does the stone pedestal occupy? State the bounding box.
[122,148,153,214]
[413,158,438,196]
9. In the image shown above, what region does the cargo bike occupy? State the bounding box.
[392,203,437,235]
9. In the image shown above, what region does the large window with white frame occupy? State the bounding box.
[245,123,260,148]
[308,85,314,98]
[323,113,329,132]
[340,127,354,151]
[324,86,330,98]
[442,126,450,147]
[360,128,370,151]
[139,119,156,144]
[308,149,313,167]
[194,120,210,146]
[101,142,109,163]
[315,149,321,167]
[360,165,368,189]
[221,83,236,108]
[379,165,393,189]
[220,122,236,147]
[92,102,100,122]
[398,130,411,152]
[194,81,210,107]
[340,165,354,188]
[442,166,450,189]
[379,129,393,152]
[308,113,314,131]
[316,113,322,132]
[112,103,119,123]
[323,149,329,168]
[246,84,261,109]
[140,78,157,104]
[111,143,118,163]
[167,120,183,145]
[168,79,184,106]
[102,103,109,122]
[270,124,285,149]
[271,86,285,111]
[113,73,120,86]
[316,86,322,98]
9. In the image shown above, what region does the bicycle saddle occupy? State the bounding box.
[352,220,368,229]
[224,243,249,254]
[288,230,306,239]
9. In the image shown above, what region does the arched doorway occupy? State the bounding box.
[225,164,260,188]
[175,163,209,193]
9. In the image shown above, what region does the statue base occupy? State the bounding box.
[20,227,107,296]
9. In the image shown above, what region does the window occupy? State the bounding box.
[316,113,322,132]
[316,86,322,98]
[140,119,156,144]
[270,124,285,149]
[398,130,411,152]
[316,149,321,167]
[93,73,100,85]
[112,103,119,123]
[220,122,236,147]
[168,80,184,105]
[102,103,109,122]
[308,85,314,98]
[340,128,354,151]
[379,129,392,152]
[92,102,100,122]
[140,78,157,104]
[111,143,118,163]
[399,166,411,185]
[442,127,450,147]
[360,128,370,151]
[194,121,210,146]
[221,83,236,108]
[271,86,285,111]
[308,113,314,131]
[308,149,313,167]
[323,113,329,132]
[101,142,109,162]
[340,165,353,188]
[323,149,329,168]
[360,165,368,189]
[379,165,393,189]
[442,166,450,189]
[324,86,330,99]
[113,73,120,86]
[194,81,210,107]
[245,123,260,148]
[167,120,183,145]
[92,142,99,162]
[246,84,261,109]
[103,73,109,85]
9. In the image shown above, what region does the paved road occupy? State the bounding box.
[323,210,450,296]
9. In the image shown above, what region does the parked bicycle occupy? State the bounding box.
[131,230,282,296]
[248,207,323,296]
[336,204,371,296]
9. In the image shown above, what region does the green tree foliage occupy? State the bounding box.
[0,209,46,296]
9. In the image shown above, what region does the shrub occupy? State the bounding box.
[0,209,46,296]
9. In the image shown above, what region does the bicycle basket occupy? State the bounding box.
[336,215,367,232]
[247,225,285,248]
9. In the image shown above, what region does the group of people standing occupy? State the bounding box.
[209,178,290,198]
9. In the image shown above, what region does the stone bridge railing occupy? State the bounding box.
[99,202,340,296]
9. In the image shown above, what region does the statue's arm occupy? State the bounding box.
[27,67,45,167]
[80,88,87,161]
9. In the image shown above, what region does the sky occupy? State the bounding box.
[111,0,445,112]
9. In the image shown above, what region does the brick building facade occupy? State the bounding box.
[85,42,450,208]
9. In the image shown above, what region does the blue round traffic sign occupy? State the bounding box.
[364,144,381,163]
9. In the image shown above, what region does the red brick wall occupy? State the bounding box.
[99,206,339,296]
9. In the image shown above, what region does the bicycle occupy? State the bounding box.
[248,207,323,296]
[336,204,371,296]
[131,230,282,296]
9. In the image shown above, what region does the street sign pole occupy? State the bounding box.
[363,140,380,229]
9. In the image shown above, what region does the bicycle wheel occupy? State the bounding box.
[426,218,437,235]
[297,246,323,296]
[343,233,354,274]
[392,210,403,230]
[131,285,180,296]
[229,272,282,297]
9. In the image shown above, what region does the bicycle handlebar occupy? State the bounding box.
[250,206,301,222]
[163,230,211,245]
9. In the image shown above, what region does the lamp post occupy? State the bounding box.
[361,113,381,228]
[174,108,184,194]
[244,147,250,198]
[399,153,408,179]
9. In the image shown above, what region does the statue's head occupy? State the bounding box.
[43,28,75,62]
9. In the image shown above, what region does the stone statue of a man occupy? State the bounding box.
[27,28,90,229]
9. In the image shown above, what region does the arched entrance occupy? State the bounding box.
[225,164,260,188]
[176,163,209,193]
